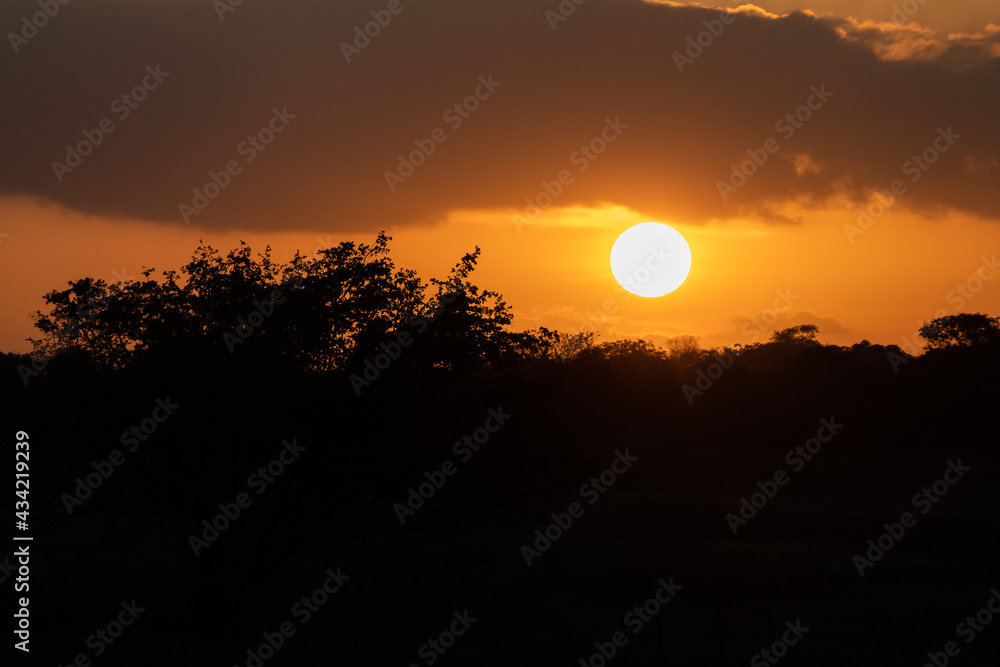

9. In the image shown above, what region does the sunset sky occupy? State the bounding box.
[1,0,998,355]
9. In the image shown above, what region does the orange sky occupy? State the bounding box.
[4,195,999,355]
[1,0,998,355]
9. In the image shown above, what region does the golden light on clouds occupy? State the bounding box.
[1,0,998,360]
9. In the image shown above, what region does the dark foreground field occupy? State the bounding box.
[5,336,1000,666]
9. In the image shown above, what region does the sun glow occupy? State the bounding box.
[609,222,693,297]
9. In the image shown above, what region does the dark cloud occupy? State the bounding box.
[1,0,997,231]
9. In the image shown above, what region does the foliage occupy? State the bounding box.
[27,233,522,374]
[769,324,820,345]
[918,313,1000,350]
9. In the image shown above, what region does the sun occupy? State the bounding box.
[610,222,692,297]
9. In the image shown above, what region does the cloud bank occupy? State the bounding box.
[1,0,997,231]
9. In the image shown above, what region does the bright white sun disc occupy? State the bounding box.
[610,222,692,297]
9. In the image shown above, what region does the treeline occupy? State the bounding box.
[4,233,999,397]
[4,236,1000,663]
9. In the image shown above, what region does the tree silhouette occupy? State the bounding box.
[918,312,1000,349]
[413,246,524,371]
[11,235,1000,665]
[28,233,512,375]
[663,334,703,363]
[769,323,820,345]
